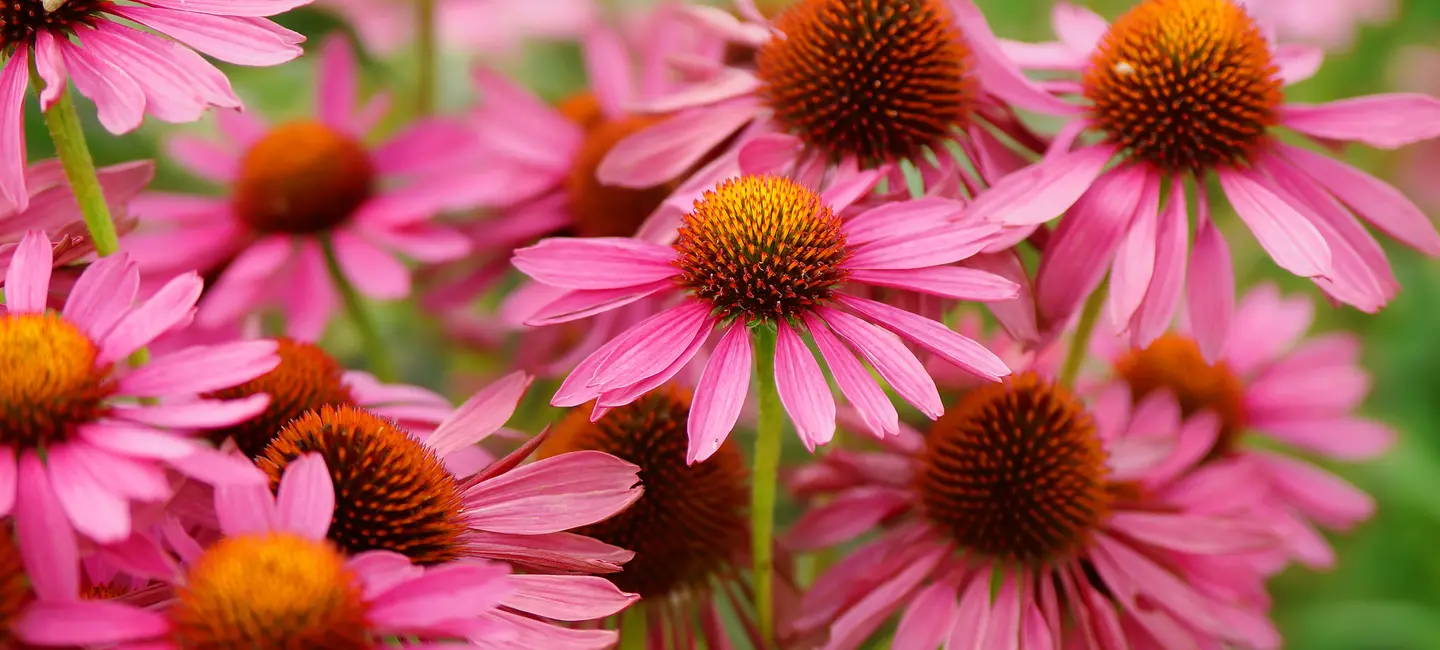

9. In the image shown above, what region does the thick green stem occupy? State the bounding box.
[415,0,437,116]
[751,325,783,649]
[1059,287,1106,388]
[320,238,398,382]
[42,86,119,257]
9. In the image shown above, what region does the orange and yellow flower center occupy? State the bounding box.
[0,313,113,450]
[560,93,674,239]
[205,338,357,459]
[0,526,31,645]
[257,405,467,565]
[234,121,376,235]
[1114,333,1247,458]
[539,388,748,598]
[917,372,1110,565]
[1083,0,1282,173]
[0,0,105,48]
[756,0,975,167]
[168,533,371,649]
[673,175,850,322]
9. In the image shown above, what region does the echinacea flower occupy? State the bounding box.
[1239,0,1395,50]
[0,0,308,210]
[125,35,472,341]
[15,453,521,648]
[513,174,1018,463]
[246,374,643,647]
[0,231,278,554]
[1095,283,1393,568]
[978,0,1440,356]
[315,0,595,55]
[595,0,1067,203]
[787,372,1280,649]
[536,387,800,649]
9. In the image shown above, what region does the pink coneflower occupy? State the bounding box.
[125,35,472,341]
[1097,283,1393,568]
[787,372,1280,649]
[244,374,643,647]
[0,159,153,290]
[595,0,1067,201]
[536,387,801,649]
[1239,0,1396,50]
[15,453,521,648]
[1394,46,1440,211]
[513,174,1017,462]
[0,230,278,555]
[315,0,595,55]
[0,0,308,211]
[978,0,1440,357]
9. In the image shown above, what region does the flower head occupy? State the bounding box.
[0,231,278,557]
[514,174,1018,462]
[0,0,308,211]
[126,35,472,340]
[973,0,1440,355]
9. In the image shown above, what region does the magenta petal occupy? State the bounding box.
[1036,167,1152,323]
[109,6,303,66]
[0,49,28,212]
[168,444,269,487]
[512,237,678,290]
[785,486,909,550]
[828,546,947,650]
[843,196,967,246]
[1186,214,1235,363]
[1132,182,1189,347]
[1107,183,1160,331]
[525,281,673,326]
[581,25,633,117]
[119,340,280,396]
[961,144,1114,226]
[99,272,203,364]
[15,454,79,602]
[275,452,335,540]
[112,394,270,429]
[15,601,169,646]
[738,132,804,175]
[62,249,139,341]
[686,323,753,464]
[1108,511,1275,555]
[316,35,358,131]
[845,221,1000,270]
[775,320,836,451]
[1282,93,1440,149]
[0,447,13,517]
[588,302,713,389]
[818,307,942,419]
[332,231,410,300]
[1259,417,1396,461]
[803,314,899,439]
[1259,454,1374,528]
[366,561,513,629]
[949,0,1083,117]
[426,372,532,459]
[850,267,1020,302]
[214,481,277,537]
[4,231,53,313]
[1274,44,1323,85]
[837,294,1010,382]
[463,451,641,534]
[894,581,960,650]
[596,98,759,187]
[1278,142,1440,256]
[1218,169,1331,278]
[46,445,131,542]
[60,38,146,134]
[501,574,638,621]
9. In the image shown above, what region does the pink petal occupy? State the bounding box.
[525,281,673,326]
[827,547,946,650]
[984,579,1023,650]
[60,38,146,134]
[843,196,967,246]
[686,323,753,464]
[1282,93,1440,148]
[15,453,79,601]
[845,221,1000,270]
[4,231,53,313]
[738,132,804,175]
[33,31,64,112]
[1052,2,1108,53]
[850,267,1020,302]
[785,486,910,550]
[316,35,358,131]
[1259,454,1374,528]
[596,98,759,187]
[949,0,1084,116]
[1258,417,1396,461]
[1132,181,1189,347]
[774,320,836,451]
[99,272,203,364]
[62,251,140,340]
[426,372,532,459]
[629,66,762,114]
[837,294,1010,382]
[111,394,270,429]
[463,451,641,534]
[512,237,679,290]
[170,445,268,486]
[581,26,634,117]
[135,0,312,16]
[1108,511,1275,555]
[112,23,240,109]
[1108,182,1160,331]
[15,601,169,646]
[961,144,1115,226]
[281,239,336,341]
[587,302,713,389]
[1186,212,1235,363]
[501,574,639,621]
[46,445,131,542]
[366,561,513,628]
[463,530,633,574]
[0,447,13,517]
[1278,142,1440,256]
[818,307,942,419]
[214,481,277,536]
[894,581,960,650]
[109,6,303,66]
[803,314,899,439]
[275,452,335,540]
[947,568,994,649]
[0,50,28,212]
[471,68,581,171]
[119,340,279,396]
[332,231,410,300]
[1036,167,1152,323]
[165,135,238,182]
[1218,169,1331,278]
[1274,44,1323,85]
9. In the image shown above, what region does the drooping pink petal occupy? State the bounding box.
[0,49,28,212]
[135,0,312,16]
[984,578,1023,650]
[849,267,1020,302]
[32,31,64,111]
[1109,511,1275,555]
[471,68,582,171]
[893,580,960,650]
[1277,142,1440,256]
[4,231,53,314]
[109,6,304,66]
[119,340,280,396]
[686,323,753,464]
[1052,1,1109,53]
[281,239,336,342]
[60,39,146,134]
[1258,417,1396,461]
[596,97,759,187]
[947,567,995,649]
[316,35,358,132]
[827,546,947,650]
[818,307,942,419]
[581,26,634,118]
[1186,208,1235,363]
[46,445,131,542]
[738,132,805,175]
[845,221,1000,270]
[332,231,411,300]
[426,372,532,459]
[1108,181,1160,331]
[802,314,900,439]
[512,237,679,290]
[170,445,270,487]
[275,452,335,541]
[115,23,241,109]
[837,294,1010,382]
[99,272,203,364]
[587,302,714,389]
[15,601,169,646]
[1132,181,1189,347]
[1258,454,1374,528]
[1218,169,1331,278]
[1035,167,1151,323]
[775,320,837,451]
[164,135,239,182]
[960,144,1115,226]
[501,574,639,621]
[949,0,1084,116]
[366,561,513,629]
[842,196,967,246]
[111,395,271,429]
[15,453,79,602]
[525,281,673,326]
[214,481,277,536]
[0,447,13,517]
[1281,93,1440,148]
[463,530,633,574]
[463,451,641,534]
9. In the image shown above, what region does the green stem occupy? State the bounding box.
[617,606,646,650]
[42,86,119,257]
[415,0,437,116]
[751,325,783,649]
[320,238,398,382]
[1059,287,1106,388]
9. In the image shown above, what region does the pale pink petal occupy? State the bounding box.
[785,486,910,550]
[597,98,759,187]
[1282,93,1440,148]
[818,306,942,419]
[4,231,53,313]
[845,221,1000,270]
[0,50,28,212]
[1108,182,1160,331]
[1258,417,1396,461]
[949,0,1084,116]
[15,453,79,601]
[99,272,203,364]
[775,320,836,451]
[512,237,679,290]
[33,31,64,111]
[629,66,762,114]
[109,6,304,66]
[332,231,410,300]
[316,35,358,131]
[136,0,311,16]
[15,601,169,646]
[582,26,634,117]
[1108,512,1275,554]
[111,394,270,429]
[213,481,277,536]
[1278,142,1440,256]
[164,135,238,182]
[113,23,241,109]
[281,239,336,341]
[525,281,673,326]
[686,323,753,464]
[738,132,804,175]
[843,196,967,246]
[1259,454,1374,528]
[1186,210,1235,363]
[838,294,1010,381]
[1133,181,1189,347]
[77,423,192,460]
[463,451,641,534]
[947,568,994,649]
[850,266,1019,302]
[47,445,131,542]
[471,68,582,170]
[893,581,960,650]
[366,561,512,628]
[1052,2,1108,53]
[803,313,900,439]
[501,574,638,621]
[426,372,532,459]
[273,452,334,540]
[169,445,269,487]
[60,39,146,134]
[828,547,946,650]
[118,340,279,396]
[983,578,1022,650]
[961,144,1115,226]
[1275,44,1323,85]
[1218,169,1331,277]
[1036,167,1152,322]
[588,302,714,389]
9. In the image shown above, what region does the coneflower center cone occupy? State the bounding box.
[205,338,357,459]
[0,0,105,47]
[168,534,371,649]
[1114,334,1247,458]
[539,389,749,599]
[257,405,467,565]
[1083,0,1282,173]
[917,372,1110,565]
[673,175,850,323]
[234,121,376,235]
[756,0,975,167]
[0,313,113,449]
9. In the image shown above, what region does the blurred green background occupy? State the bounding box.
[21,0,1440,647]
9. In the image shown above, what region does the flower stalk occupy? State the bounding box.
[1059,287,1106,388]
[42,85,119,257]
[751,323,783,648]
[415,0,438,115]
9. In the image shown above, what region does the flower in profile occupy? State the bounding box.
[15,453,520,648]
[1238,0,1396,50]
[788,372,1280,649]
[977,0,1440,356]
[1097,283,1393,568]
[0,0,308,211]
[315,0,595,55]
[514,174,1017,462]
[125,35,471,341]
[538,387,799,648]
[0,231,278,554]
[247,375,643,646]
[595,0,1067,202]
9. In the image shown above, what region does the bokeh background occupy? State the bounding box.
[26,0,1440,647]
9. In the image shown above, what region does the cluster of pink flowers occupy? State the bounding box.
[0,0,1431,648]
